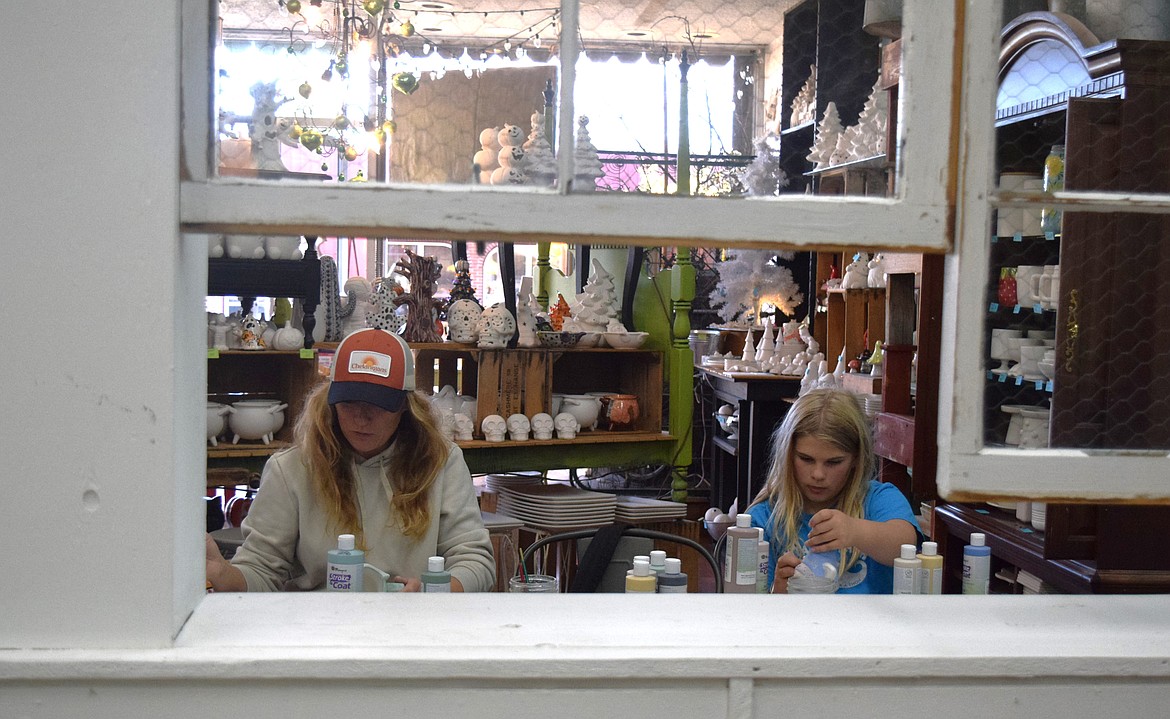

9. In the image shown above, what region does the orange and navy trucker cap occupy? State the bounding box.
[328,329,415,413]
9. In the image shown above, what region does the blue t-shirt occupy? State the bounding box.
[746,480,921,594]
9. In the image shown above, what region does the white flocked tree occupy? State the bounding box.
[709,249,804,325]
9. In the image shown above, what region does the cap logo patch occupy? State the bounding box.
[347,350,391,378]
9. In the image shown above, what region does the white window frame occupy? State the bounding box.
[938,2,1170,502]
[180,0,958,252]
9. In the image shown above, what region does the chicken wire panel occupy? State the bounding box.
[986,7,1170,454]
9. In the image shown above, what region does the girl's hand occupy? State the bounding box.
[805,509,856,552]
[205,533,246,592]
[394,576,423,592]
[770,551,801,594]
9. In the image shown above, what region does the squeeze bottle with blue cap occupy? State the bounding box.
[962,533,991,594]
[422,556,452,592]
[326,534,364,592]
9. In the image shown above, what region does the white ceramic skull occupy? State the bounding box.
[531,412,554,440]
[476,303,516,349]
[481,414,507,442]
[554,412,580,440]
[506,413,531,441]
[447,299,482,344]
[453,413,475,442]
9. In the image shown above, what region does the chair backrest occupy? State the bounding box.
[520,525,723,593]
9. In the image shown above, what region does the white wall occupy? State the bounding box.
[2,1,1170,716]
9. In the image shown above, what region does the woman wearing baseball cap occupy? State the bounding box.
[206,328,496,592]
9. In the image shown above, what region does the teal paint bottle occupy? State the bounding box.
[326,534,364,592]
[422,555,452,593]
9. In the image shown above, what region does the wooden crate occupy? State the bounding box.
[411,344,663,437]
[207,350,323,445]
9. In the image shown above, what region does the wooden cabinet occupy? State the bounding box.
[206,349,324,471]
[934,12,1170,590]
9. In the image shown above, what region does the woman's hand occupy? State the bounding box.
[805,509,857,553]
[393,575,423,592]
[770,551,800,594]
[205,534,247,592]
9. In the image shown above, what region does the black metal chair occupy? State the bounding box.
[520,525,722,593]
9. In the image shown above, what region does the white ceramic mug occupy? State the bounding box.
[1015,265,1044,306]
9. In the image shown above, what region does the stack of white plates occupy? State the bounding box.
[496,484,617,531]
[614,496,688,522]
[484,473,544,494]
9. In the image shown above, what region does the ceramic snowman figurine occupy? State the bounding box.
[840,253,870,290]
[473,126,501,185]
[506,413,531,442]
[866,253,888,288]
[476,303,516,349]
[481,414,507,442]
[530,412,554,440]
[447,299,483,344]
[452,413,475,442]
[553,412,580,440]
[491,124,527,185]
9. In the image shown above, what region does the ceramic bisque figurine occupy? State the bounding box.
[447,299,482,344]
[477,303,515,349]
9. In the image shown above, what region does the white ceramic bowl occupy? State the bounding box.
[602,331,649,349]
[229,399,287,443]
[207,402,233,445]
[558,395,601,431]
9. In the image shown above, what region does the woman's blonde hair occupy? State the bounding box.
[293,382,450,544]
[749,387,874,573]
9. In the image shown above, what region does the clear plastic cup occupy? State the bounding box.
[786,572,839,593]
[508,574,559,593]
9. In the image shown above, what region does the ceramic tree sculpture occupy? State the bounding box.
[853,77,889,158]
[572,116,604,191]
[522,110,557,187]
[709,249,804,325]
[807,101,843,170]
[449,259,479,304]
[391,249,445,343]
[789,65,817,127]
[569,259,621,333]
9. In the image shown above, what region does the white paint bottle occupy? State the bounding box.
[893,543,921,594]
[756,529,770,593]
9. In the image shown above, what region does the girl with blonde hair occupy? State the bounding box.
[746,388,919,593]
[206,329,495,592]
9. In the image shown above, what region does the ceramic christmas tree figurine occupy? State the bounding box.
[572,116,604,192]
[807,102,843,170]
[523,110,556,188]
[790,65,817,127]
[449,259,479,304]
[549,293,572,331]
[570,259,620,333]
